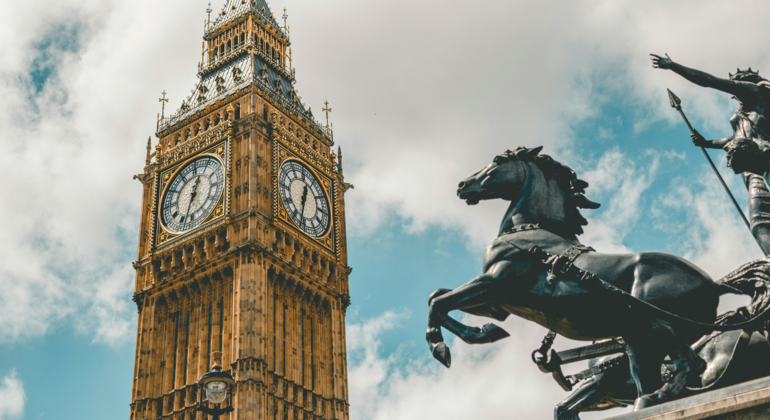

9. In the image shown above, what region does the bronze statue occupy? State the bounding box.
[426,147,770,414]
[651,54,770,254]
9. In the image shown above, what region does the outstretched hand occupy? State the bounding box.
[650,53,673,70]
[691,130,709,147]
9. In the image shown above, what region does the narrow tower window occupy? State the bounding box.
[207,301,213,369]
[310,317,314,388]
[171,313,179,389]
[301,309,305,385]
[183,311,190,385]
[219,296,225,352]
[282,304,287,375]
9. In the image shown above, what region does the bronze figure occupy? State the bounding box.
[426,147,770,414]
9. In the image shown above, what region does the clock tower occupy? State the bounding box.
[130,2,352,419]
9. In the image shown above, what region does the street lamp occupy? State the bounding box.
[196,351,236,419]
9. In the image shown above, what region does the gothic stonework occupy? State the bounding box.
[130,2,351,419]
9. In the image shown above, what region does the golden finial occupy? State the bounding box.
[206,2,212,28]
[322,100,332,129]
[159,90,169,122]
[288,47,293,73]
[201,41,205,66]
[282,8,289,36]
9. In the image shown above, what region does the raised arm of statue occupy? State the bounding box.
[651,54,763,102]
[691,130,734,149]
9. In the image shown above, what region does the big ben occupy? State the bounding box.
[130,1,351,419]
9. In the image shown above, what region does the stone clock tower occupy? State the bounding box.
[130,1,351,419]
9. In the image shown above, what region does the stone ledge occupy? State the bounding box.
[607,375,770,420]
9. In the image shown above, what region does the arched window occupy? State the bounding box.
[213,113,220,126]
[234,103,241,120]
[204,118,210,131]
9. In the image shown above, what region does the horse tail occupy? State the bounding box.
[715,257,770,322]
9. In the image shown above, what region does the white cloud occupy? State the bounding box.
[348,311,630,420]
[279,0,770,248]
[0,0,212,343]
[0,370,25,420]
[579,148,662,253]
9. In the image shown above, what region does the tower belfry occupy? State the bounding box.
[130,1,351,419]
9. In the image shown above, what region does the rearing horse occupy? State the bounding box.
[426,146,725,410]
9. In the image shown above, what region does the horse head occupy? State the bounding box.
[457,146,600,236]
[457,146,544,205]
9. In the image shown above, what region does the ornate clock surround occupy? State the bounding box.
[153,138,232,248]
[270,118,339,255]
[272,144,337,254]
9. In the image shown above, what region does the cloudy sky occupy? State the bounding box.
[1,0,769,419]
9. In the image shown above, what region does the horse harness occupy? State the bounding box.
[504,224,770,390]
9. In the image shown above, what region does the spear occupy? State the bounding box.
[667,89,763,251]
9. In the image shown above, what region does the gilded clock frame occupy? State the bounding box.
[154,140,231,248]
[273,145,336,253]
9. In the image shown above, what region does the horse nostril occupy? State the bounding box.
[458,182,466,189]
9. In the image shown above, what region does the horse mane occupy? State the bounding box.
[505,146,600,236]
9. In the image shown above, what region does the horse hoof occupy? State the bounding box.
[482,323,510,343]
[431,342,452,368]
[633,395,656,411]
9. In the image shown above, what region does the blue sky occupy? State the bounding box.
[1,1,769,419]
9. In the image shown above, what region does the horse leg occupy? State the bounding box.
[646,326,705,405]
[426,274,511,367]
[426,289,452,367]
[554,374,610,420]
[627,320,705,410]
[429,275,511,344]
[624,335,664,410]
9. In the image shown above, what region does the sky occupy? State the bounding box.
[0,0,769,419]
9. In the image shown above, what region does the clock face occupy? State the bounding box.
[161,155,225,233]
[279,160,331,237]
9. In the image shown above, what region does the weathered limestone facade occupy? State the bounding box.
[130,2,351,419]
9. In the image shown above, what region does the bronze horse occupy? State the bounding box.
[426,146,759,410]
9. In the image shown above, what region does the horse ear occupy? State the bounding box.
[526,146,544,158]
[571,194,600,209]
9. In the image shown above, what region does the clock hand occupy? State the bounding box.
[184,177,201,223]
[299,185,309,229]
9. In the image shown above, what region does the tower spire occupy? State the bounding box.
[145,136,152,166]
[206,2,212,28]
